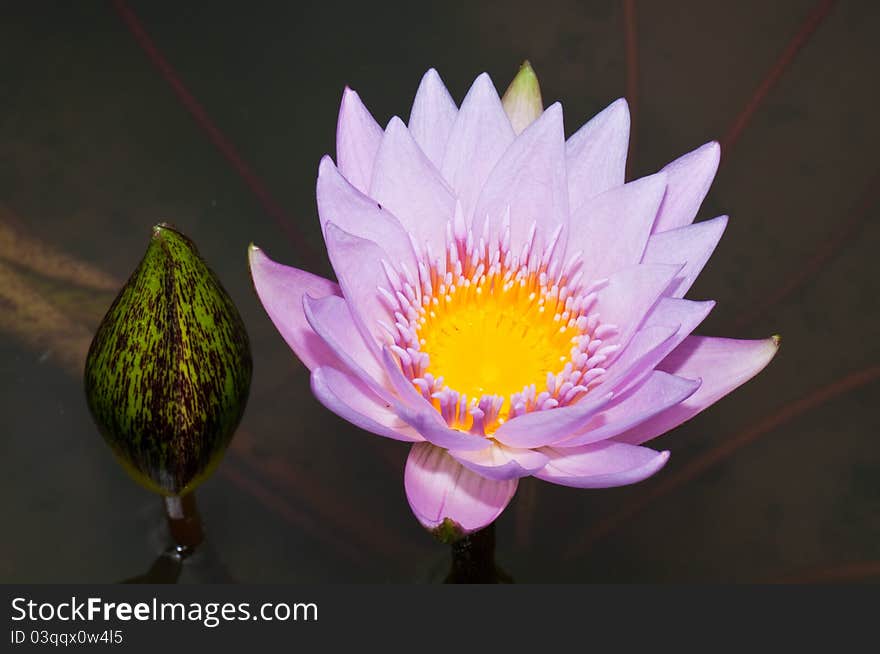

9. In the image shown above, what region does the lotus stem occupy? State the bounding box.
[445,523,505,584]
[164,492,204,557]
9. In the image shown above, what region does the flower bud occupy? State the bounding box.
[502,60,544,134]
[84,224,251,495]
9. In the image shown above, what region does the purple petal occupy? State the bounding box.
[616,335,780,445]
[405,442,517,532]
[248,245,341,371]
[369,116,455,253]
[379,348,488,451]
[468,325,677,451]
[567,172,667,282]
[322,223,392,352]
[408,68,458,168]
[652,141,721,233]
[316,156,417,274]
[473,102,569,255]
[302,294,393,399]
[642,215,728,298]
[535,442,669,488]
[565,98,630,213]
[594,263,683,351]
[493,390,614,448]
[336,87,383,194]
[613,298,715,388]
[441,73,515,222]
[558,371,701,447]
[311,367,423,443]
[450,443,549,481]
[594,323,680,391]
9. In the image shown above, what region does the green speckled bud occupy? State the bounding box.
[84,224,251,496]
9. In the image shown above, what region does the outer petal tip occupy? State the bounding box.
[771,334,782,348]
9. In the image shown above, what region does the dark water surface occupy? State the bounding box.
[1,1,878,582]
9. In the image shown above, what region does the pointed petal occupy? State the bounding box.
[616,335,780,445]
[311,367,423,442]
[652,141,721,233]
[451,443,549,480]
[408,68,458,168]
[597,323,681,391]
[303,294,392,398]
[594,263,683,351]
[501,60,543,135]
[535,442,669,488]
[316,156,417,273]
[614,298,715,388]
[642,215,728,298]
[248,245,341,371]
[473,102,569,255]
[441,73,516,221]
[322,223,391,352]
[405,442,517,533]
[559,371,701,447]
[566,98,630,212]
[336,87,383,194]
[370,116,455,253]
[568,172,666,282]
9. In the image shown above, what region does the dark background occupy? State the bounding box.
[1,0,877,582]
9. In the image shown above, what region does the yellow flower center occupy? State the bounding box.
[416,273,579,426]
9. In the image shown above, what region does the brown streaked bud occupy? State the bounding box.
[84,224,251,495]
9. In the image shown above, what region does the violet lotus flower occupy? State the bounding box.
[249,65,778,541]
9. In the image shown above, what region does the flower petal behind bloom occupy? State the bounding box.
[250,64,779,539]
[405,442,517,541]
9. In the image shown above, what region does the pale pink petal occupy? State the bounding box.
[450,443,549,481]
[336,87,383,194]
[616,335,780,445]
[311,367,423,443]
[594,263,683,350]
[302,294,393,399]
[322,223,392,351]
[558,371,701,447]
[473,102,569,253]
[316,156,417,273]
[652,141,721,233]
[408,68,458,168]
[535,442,669,488]
[369,116,456,253]
[567,172,667,282]
[441,73,516,221]
[248,245,341,371]
[642,215,728,298]
[565,98,630,213]
[405,442,518,533]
